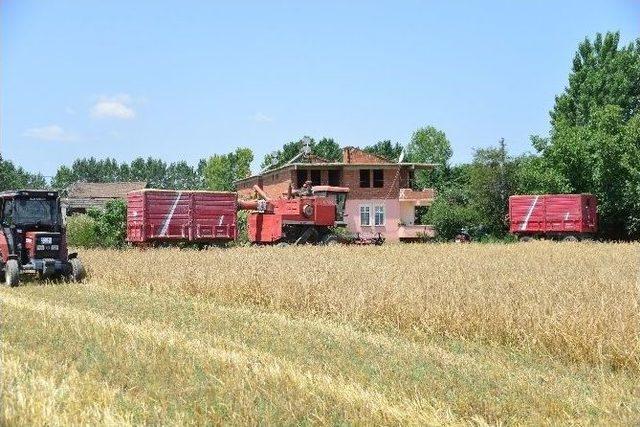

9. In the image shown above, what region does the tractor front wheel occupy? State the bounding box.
[4,260,19,287]
[68,258,87,282]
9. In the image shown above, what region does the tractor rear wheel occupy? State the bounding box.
[68,258,86,282]
[4,260,19,287]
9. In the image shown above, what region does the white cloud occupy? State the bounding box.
[23,125,78,142]
[65,106,76,115]
[251,112,274,123]
[91,94,136,119]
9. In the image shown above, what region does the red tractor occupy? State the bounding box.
[0,190,85,286]
[242,182,383,246]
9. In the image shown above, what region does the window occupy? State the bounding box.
[359,169,370,188]
[374,205,385,226]
[2,200,13,225]
[310,170,322,186]
[6,198,59,226]
[360,205,371,226]
[372,169,384,188]
[328,170,341,186]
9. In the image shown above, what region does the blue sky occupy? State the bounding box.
[2,1,638,178]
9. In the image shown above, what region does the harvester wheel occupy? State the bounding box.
[518,236,533,242]
[4,260,19,287]
[276,242,289,248]
[68,258,87,282]
[562,235,579,242]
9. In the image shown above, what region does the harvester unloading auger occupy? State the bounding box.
[126,182,384,246]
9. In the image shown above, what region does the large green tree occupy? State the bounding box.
[405,126,452,188]
[547,106,640,236]
[466,140,518,236]
[51,157,207,190]
[261,137,341,169]
[203,147,254,191]
[363,140,404,161]
[0,155,47,191]
[551,32,640,127]
[534,31,640,238]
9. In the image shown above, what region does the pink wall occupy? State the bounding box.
[344,199,401,242]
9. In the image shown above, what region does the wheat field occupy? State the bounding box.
[2,242,639,425]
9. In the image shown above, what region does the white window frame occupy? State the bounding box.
[360,205,371,226]
[374,205,385,226]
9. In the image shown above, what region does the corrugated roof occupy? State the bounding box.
[66,181,147,199]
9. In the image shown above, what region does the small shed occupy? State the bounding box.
[62,181,147,215]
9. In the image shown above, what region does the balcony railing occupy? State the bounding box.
[398,188,435,204]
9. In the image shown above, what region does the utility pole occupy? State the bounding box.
[498,138,508,224]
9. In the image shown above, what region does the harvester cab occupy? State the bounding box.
[310,185,349,225]
[0,190,85,286]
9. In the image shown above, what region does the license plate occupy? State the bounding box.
[41,237,53,244]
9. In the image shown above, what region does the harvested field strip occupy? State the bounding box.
[2,281,640,425]
[1,293,450,425]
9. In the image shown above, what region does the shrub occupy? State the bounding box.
[65,214,99,248]
[83,200,127,248]
[424,195,479,241]
[235,210,249,245]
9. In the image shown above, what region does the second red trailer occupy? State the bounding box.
[509,194,597,240]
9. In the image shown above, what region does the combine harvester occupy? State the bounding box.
[126,182,383,246]
[509,194,598,241]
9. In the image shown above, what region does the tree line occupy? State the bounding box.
[1,31,638,240]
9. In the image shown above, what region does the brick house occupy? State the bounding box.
[235,147,436,241]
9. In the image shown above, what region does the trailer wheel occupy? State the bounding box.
[562,235,579,242]
[518,236,533,242]
[4,260,19,287]
[276,242,289,248]
[68,258,87,282]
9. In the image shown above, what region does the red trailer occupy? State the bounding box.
[127,189,237,245]
[509,194,597,241]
